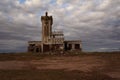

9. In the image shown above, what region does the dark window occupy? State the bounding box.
[64,42,68,50]
[75,44,80,49]
[36,48,39,52]
[68,44,72,50]
[30,44,35,47]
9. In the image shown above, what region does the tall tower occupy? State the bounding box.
[41,12,53,43]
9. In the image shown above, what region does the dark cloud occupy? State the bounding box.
[0,0,120,52]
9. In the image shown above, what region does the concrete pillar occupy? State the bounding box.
[41,43,43,53]
[72,44,75,50]
[34,47,36,53]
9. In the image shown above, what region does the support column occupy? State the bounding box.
[72,44,75,50]
[41,43,44,53]
[34,47,36,53]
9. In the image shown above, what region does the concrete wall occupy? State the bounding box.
[28,12,82,53]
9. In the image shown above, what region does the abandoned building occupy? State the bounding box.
[28,12,82,53]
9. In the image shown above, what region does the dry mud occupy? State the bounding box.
[0,54,120,80]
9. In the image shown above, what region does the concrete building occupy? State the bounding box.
[28,12,82,53]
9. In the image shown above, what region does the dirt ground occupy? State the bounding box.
[0,52,120,80]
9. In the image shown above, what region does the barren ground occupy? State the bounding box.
[0,52,119,80]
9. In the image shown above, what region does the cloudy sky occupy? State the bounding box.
[0,0,120,52]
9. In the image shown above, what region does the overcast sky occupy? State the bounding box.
[0,0,120,52]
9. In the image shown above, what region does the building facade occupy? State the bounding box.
[28,12,82,53]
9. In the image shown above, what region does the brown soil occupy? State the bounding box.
[0,52,119,80]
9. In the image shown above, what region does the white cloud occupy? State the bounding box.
[0,0,120,52]
[25,0,41,7]
[97,0,111,10]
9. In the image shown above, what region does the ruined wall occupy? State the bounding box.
[64,41,82,51]
[28,41,42,53]
[28,12,82,53]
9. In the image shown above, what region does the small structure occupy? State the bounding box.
[28,12,82,53]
